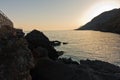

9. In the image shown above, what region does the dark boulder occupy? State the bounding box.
[80,59,120,80]
[15,28,25,38]
[30,47,93,80]
[0,25,34,80]
[63,42,68,45]
[25,30,60,60]
[51,41,68,46]
[80,59,120,74]
[58,58,79,65]
[31,58,76,80]
[50,40,61,46]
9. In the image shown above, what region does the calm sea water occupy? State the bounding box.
[43,30,120,66]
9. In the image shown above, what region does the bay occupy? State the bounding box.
[43,30,120,66]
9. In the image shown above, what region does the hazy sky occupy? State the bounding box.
[0,0,120,31]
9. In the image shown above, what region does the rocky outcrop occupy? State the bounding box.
[50,40,61,46]
[30,46,120,80]
[0,10,13,27]
[0,25,34,80]
[25,30,61,60]
[77,8,120,34]
[15,28,25,38]
[50,40,68,46]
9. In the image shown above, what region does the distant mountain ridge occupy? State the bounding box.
[77,8,120,34]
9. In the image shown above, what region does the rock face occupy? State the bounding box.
[30,47,92,80]
[78,8,120,34]
[30,46,120,80]
[25,30,60,60]
[0,25,34,80]
[0,10,13,27]
[50,40,61,46]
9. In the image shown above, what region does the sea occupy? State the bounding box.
[43,30,120,66]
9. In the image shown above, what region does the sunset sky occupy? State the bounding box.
[0,0,120,31]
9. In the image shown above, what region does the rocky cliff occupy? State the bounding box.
[0,25,34,80]
[0,10,13,28]
[78,8,120,34]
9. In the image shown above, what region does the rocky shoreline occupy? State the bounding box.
[0,25,120,80]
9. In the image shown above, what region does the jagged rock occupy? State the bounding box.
[25,30,60,60]
[63,42,68,45]
[58,58,79,65]
[50,40,61,46]
[31,47,48,64]
[0,25,34,80]
[0,25,16,39]
[51,41,68,46]
[0,10,13,28]
[15,29,25,38]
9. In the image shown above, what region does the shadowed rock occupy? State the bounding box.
[25,30,60,60]
[31,48,120,80]
[50,40,61,46]
[80,59,120,74]
[63,42,68,45]
[15,28,25,38]
[30,47,94,80]
[58,58,79,65]
[0,25,34,80]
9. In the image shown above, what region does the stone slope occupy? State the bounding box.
[78,8,120,34]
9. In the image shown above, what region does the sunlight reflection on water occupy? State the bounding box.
[44,30,120,66]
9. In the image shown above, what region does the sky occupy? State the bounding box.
[0,0,120,31]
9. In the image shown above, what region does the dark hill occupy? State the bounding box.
[77,8,120,34]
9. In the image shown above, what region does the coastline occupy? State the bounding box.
[0,26,120,80]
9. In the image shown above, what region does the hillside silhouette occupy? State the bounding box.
[77,8,120,34]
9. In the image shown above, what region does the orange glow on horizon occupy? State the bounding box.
[4,0,120,31]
